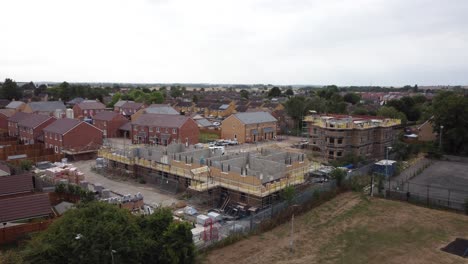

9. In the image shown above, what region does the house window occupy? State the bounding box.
[337,152,342,157]
[59,135,62,142]
[337,139,343,144]
[329,138,335,144]
[54,146,59,153]
[156,127,160,132]
[104,122,107,127]
[165,128,168,133]
[172,128,177,134]
[149,127,153,132]
[134,126,138,131]
[55,134,57,140]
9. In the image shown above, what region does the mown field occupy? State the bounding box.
[203,192,468,264]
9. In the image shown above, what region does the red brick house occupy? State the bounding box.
[43,118,103,154]
[73,100,106,120]
[7,112,32,137]
[18,114,56,144]
[131,113,199,146]
[0,109,15,133]
[93,111,129,138]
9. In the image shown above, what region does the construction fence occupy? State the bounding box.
[385,180,468,212]
[198,180,337,249]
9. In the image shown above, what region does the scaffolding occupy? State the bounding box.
[98,144,309,199]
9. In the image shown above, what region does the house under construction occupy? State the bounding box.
[98,144,309,208]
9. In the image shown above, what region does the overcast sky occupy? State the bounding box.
[1,0,467,86]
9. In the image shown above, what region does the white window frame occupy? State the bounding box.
[172,128,177,134]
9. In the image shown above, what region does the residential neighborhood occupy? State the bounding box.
[1,1,468,263]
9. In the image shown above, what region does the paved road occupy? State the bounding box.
[73,160,179,207]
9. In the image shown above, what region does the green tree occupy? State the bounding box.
[343,93,361,105]
[148,91,164,104]
[432,91,468,155]
[330,168,346,187]
[281,185,296,204]
[21,202,195,264]
[108,93,122,107]
[1,78,22,100]
[192,94,199,104]
[22,202,146,264]
[285,88,294,96]
[268,87,281,97]
[377,106,407,124]
[160,222,195,264]
[170,87,183,98]
[19,160,33,171]
[240,89,249,99]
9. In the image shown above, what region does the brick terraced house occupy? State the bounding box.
[93,111,129,138]
[43,118,103,154]
[131,113,199,146]
[221,112,277,144]
[73,100,106,120]
[17,114,56,144]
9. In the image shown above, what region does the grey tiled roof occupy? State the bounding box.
[28,101,66,112]
[233,111,277,125]
[93,111,122,121]
[144,105,179,115]
[6,101,25,109]
[132,113,191,128]
[43,118,81,134]
[18,114,55,128]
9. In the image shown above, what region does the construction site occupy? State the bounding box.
[97,143,309,210]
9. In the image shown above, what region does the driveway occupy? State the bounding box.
[72,160,179,207]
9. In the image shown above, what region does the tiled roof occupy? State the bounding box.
[119,122,131,131]
[233,111,277,125]
[121,102,144,110]
[93,111,122,121]
[114,100,132,107]
[0,163,11,176]
[18,114,55,128]
[66,97,85,105]
[8,112,31,123]
[196,118,213,127]
[144,104,179,115]
[43,118,81,134]
[132,113,192,128]
[0,109,15,117]
[235,105,248,112]
[176,101,193,107]
[0,193,52,222]
[0,99,11,108]
[0,173,34,197]
[5,101,25,109]
[76,101,106,110]
[28,101,66,112]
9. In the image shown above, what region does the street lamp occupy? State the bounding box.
[439,125,444,151]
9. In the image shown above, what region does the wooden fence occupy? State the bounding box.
[7,154,64,166]
[0,219,54,245]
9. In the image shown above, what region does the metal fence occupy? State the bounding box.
[197,180,337,249]
[386,180,468,212]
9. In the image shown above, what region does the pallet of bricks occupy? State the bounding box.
[43,163,85,184]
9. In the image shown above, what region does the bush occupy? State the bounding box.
[19,160,33,171]
[138,177,146,184]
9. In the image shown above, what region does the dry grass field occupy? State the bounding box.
[204,192,468,264]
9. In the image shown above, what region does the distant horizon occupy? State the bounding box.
[4,79,467,88]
